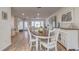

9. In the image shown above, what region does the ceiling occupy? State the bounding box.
[11,7,61,19]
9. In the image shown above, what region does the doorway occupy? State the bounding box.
[18,20,28,32]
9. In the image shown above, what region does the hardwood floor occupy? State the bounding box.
[7,32,30,51]
[6,31,66,51]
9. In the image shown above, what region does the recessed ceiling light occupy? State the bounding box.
[22,13,24,16]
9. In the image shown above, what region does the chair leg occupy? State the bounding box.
[55,47,57,51]
[40,42,41,51]
[30,42,32,49]
[55,45,57,51]
[47,48,49,51]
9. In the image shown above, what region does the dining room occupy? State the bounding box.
[25,19,65,51]
[6,7,79,51]
[8,7,64,51]
[8,18,66,51]
[9,7,66,51]
[1,0,79,59]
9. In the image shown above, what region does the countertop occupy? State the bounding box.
[60,28,79,30]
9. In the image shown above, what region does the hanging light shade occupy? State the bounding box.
[35,7,42,19]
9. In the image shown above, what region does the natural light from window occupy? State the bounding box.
[32,21,44,28]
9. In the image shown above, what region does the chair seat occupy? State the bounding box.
[40,41,56,49]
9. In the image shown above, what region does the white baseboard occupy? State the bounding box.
[0,43,11,51]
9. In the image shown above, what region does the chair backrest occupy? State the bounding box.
[48,28,60,42]
[48,29,56,36]
[27,26,37,42]
[27,27,32,41]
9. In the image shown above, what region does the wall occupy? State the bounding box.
[74,8,79,28]
[11,16,17,36]
[0,7,11,50]
[47,7,79,28]
[13,16,19,33]
[11,16,15,29]
[11,16,21,36]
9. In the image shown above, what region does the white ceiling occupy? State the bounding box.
[11,7,61,19]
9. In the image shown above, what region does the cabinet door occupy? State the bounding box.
[61,31,66,47]
[66,30,78,49]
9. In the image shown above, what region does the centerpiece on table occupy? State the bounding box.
[38,26,44,35]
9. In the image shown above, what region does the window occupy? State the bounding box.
[31,21,44,28]
[24,21,28,30]
[35,21,40,27]
[32,21,35,27]
[18,21,23,30]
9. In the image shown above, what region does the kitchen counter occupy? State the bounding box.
[59,28,79,50]
[60,28,79,30]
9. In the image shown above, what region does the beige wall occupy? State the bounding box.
[0,7,11,50]
[48,7,79,29]
[74,8,79,28]
[11,16,15,29]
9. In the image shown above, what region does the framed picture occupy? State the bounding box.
[2,11,8,20]
[62,12,72,21]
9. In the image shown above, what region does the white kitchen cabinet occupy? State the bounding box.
[60,29,79,50]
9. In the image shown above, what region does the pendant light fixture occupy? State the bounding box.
[36,7,42,19]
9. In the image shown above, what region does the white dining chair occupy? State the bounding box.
[40,28,60,51]
[27,27,37,50]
